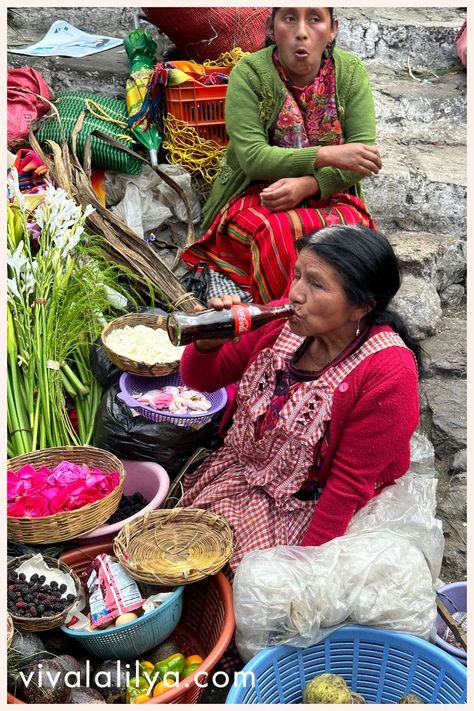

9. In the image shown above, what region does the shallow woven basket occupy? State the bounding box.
[7,554,81,633]
[113,508,233,585]
[7,613,14,649]
[100,312,181,377]
[7,446,125,544]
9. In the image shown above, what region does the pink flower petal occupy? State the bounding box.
[8,495,50,518]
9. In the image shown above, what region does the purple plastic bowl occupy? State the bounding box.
[435,581,467,664]
[117,371,227,427]
[76,459,170,544]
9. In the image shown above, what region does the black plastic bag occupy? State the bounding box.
[93,384,220,479]
[180,262,210,305]
[90,339,122,389]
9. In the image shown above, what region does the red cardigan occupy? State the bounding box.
[180,312,419,548]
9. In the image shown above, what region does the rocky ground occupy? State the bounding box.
[8,4,466,588]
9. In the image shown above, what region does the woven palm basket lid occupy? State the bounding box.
[7,446,125,544]
[100,312,181,377]
[113,508,234,585]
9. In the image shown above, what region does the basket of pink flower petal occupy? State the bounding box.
[117,372,227,427]
[7,446,125,544]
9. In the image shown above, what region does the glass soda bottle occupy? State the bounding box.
[167,302,294,346]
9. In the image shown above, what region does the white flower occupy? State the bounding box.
[7,241,28,275]
[84,204,95,218]
[7,169,27,212]
[7,277,21,301]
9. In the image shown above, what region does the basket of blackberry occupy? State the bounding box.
[7,554,81,632]
[106,492,150,524]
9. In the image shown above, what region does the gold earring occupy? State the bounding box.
[355,318,361,337]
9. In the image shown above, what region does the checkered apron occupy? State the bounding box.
[180,324,408,571]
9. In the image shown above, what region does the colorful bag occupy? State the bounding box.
[36,91,142,175]
[7,67,52,147]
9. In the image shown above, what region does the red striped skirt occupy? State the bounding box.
[182,184,376,303]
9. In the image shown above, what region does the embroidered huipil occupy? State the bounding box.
[180,323,414,572]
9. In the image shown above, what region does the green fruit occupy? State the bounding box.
[303,673,351,704]
[398,694,425,704]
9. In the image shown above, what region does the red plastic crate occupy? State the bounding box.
[165,66,231,146]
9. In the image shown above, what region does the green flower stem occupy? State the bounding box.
[7,372,28,456]
[74,397,87,443]
[59,369,78,398]
[62,362,89,396]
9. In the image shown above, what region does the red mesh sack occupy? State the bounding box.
[142,7,270,62]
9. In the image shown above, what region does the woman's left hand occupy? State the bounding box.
[260,176,319,212]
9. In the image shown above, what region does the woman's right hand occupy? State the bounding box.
[315,143,382,176]
[194,293,242,352]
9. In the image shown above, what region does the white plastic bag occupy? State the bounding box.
[234,474,444,662]
[105,164,200,240]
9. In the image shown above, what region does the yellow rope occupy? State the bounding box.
[203,47,249,67]
[83,99,133,142]
[163,115,226,183]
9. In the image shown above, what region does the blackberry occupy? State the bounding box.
[50,581,58,589]
[9,571,18,580]
[37,575,46,585]
[43,610,55,617]
[30,606,38,617]
[37,604,45,614]
[30,573,39,583]
[15,601,27,609]
[18,573,26,581]
[24,595,33,604]
[66,594,75,602]
[8,591,16,600]
[59,584,67,594]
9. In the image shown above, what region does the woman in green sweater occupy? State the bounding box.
[181,7,382,304]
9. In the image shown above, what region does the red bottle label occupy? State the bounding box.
[232,304,252,335]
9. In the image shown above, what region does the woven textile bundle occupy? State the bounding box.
[143,7,269,63]
[36,91,142,175]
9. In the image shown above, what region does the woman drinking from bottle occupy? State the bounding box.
[179,225,420,575]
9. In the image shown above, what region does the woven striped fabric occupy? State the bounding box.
[182,184,376,303]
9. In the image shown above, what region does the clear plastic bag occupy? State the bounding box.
[234,474,445,662]
[105,164,200,239]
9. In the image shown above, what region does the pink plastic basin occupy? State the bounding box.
[76,459,170,544]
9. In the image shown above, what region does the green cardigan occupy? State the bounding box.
[202,45,376,229]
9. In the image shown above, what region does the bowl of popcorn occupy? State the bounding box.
[101,313,185,377]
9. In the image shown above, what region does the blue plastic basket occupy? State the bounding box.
[60,585,184,659]
[117,371,227,427]
[226,625,467,704]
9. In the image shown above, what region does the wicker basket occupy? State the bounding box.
[7,446,125,544]
[113,508,233,585]
[7,613,14,649]
[7,554,81,633]
[101,313,181,377]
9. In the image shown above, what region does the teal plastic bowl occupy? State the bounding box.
[60,584,184,659]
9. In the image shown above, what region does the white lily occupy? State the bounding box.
[7,240,28,275]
